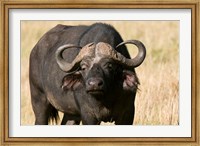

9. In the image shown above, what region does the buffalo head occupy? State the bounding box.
[55,40,146,98]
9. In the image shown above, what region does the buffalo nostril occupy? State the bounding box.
[87,78,104,88]
[97,80,103,87]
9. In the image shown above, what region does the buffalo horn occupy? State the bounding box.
[55,43,95,73]
[116,40,146,68]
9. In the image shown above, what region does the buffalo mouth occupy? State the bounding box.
[87,90,104,96]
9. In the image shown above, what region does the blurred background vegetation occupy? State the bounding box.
[21,21,179,125]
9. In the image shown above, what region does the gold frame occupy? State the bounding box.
[0,0,199,145]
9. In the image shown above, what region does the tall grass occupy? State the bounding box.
[21,21,179,125]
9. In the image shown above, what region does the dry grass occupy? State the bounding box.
[21,21,179,125]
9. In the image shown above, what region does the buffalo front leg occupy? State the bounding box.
[115,107,134,125]
[61,114,80,125]
[81,111,100,125]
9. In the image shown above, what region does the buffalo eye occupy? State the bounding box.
[104,62,114,70]
[107,63,113,69]
[80,63,89,71]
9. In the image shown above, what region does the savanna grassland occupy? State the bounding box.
[21,21,179,125]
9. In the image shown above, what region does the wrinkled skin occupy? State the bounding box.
[30,23,140,125]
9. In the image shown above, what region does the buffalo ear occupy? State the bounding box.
[123,70,139,92]
[62,72,82,90]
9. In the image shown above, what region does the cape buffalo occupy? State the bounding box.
[29,23,146,125]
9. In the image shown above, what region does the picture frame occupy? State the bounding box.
[0,0,199,145]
